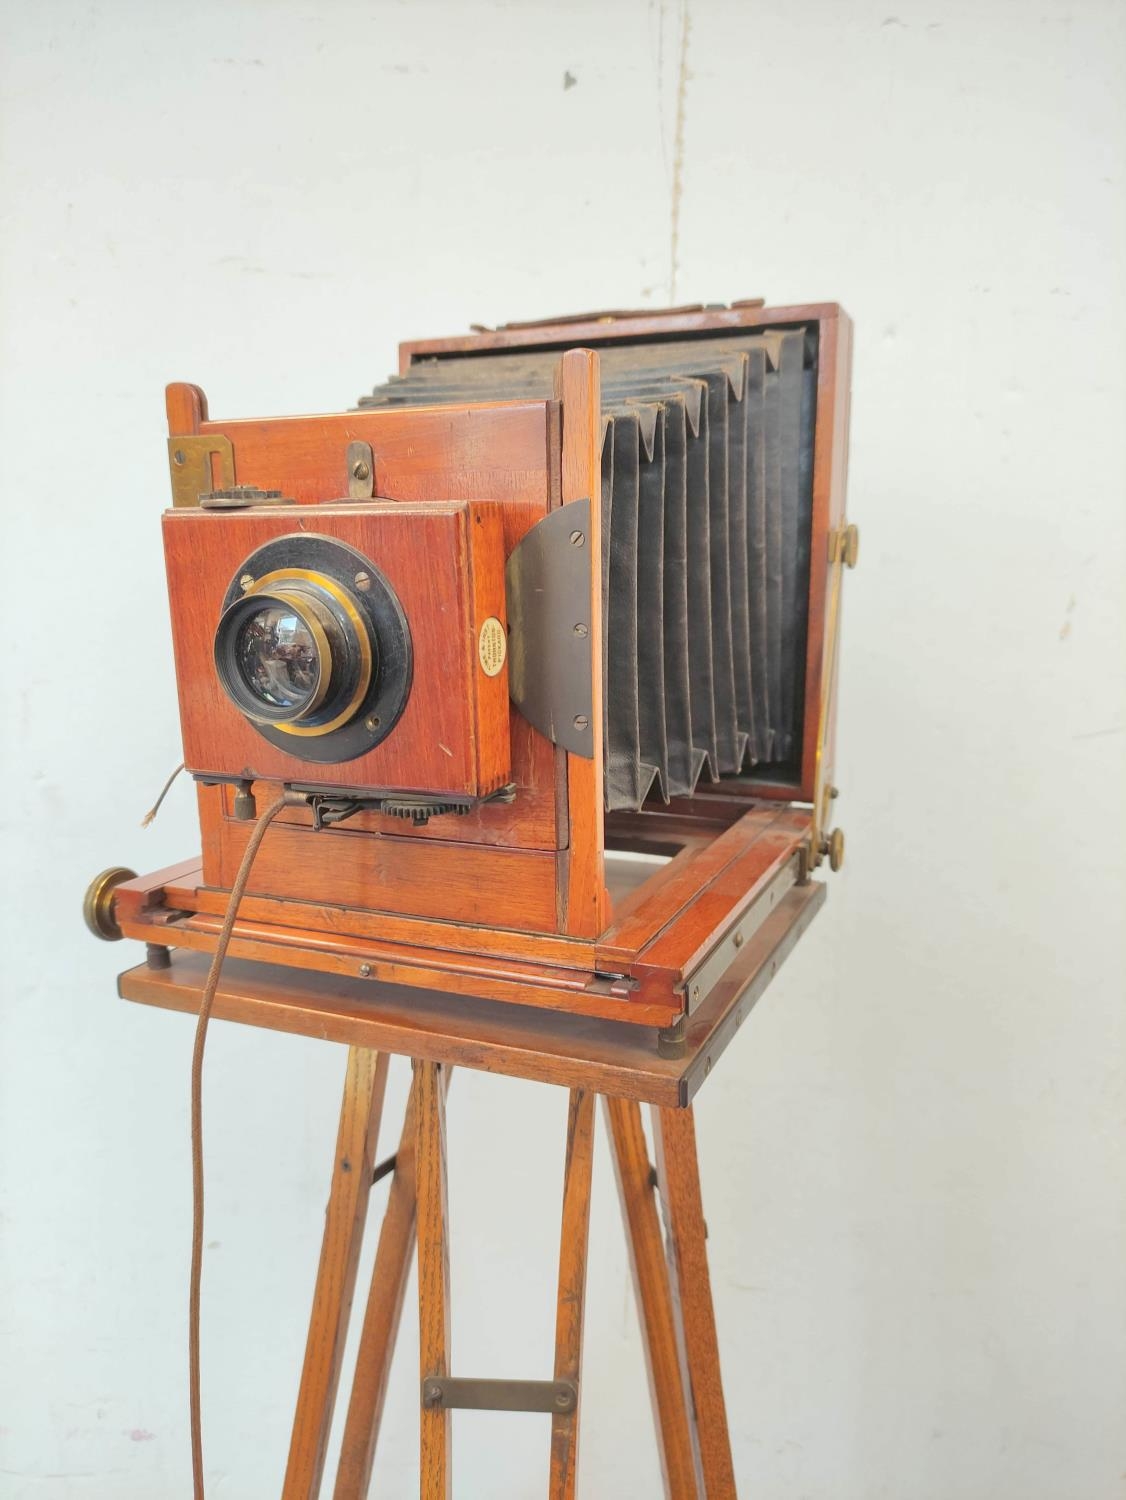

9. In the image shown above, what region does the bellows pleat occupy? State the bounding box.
[359,327,816,812]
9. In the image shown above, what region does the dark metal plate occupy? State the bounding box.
[505,498,595,758]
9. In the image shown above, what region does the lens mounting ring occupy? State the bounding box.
[214,533,412,764]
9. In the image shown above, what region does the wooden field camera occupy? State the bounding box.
[88,299,855,1057]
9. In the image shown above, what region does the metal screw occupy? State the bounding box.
[365,714,381,731]
[354,570,371,591]
[573,622,588,637]
[573,714,589,731]
[239,573,254,591]
[569,529,585,546]
[554,1391,571,1409]
[423,1382,443,1407]
[691,984,700,1005]
[733,929,744,948]
[172,449,186,466]
[359,963,372,977]
[352,459,371,481]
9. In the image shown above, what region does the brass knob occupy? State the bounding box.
[83,866,137,941]
[827,827,845,872]
[841,523,859,569]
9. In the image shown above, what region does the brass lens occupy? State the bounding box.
[215,568,374,738]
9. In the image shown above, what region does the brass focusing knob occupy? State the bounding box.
[813,827,846,873]
[827,827,845,872]
[83,866,137,941]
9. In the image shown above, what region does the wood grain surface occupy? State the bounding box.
[652,1105,736,1496]
[118,880,826,1107]
[549,1089,596,1498]
[282,1048,389,1500]
[163,502,508,797]
[604,1096,700,1498]
[415,1061,452,1498]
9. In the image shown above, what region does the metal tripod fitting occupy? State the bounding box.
[657,1013,688,1059]
[232,780,257,821]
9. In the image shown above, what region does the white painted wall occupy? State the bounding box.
[2,1,1123,1495]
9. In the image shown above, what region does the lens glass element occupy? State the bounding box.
[235,604,320,711]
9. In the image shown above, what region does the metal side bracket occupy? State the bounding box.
[167,434,235,508]
[505,498,595,758]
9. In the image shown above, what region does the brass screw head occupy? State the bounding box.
[569,529,585,546]
[354,570,372,591]
[573,714,589,731]
[365,714,381,732]
[352,459,371,481]
[239,573,254,591]
[573,622,588,637]
[359,962,373,977]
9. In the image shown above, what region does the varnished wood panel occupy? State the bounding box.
[553,350,607,940]
[164,502,508,798]
[632,814,809,980]
[209,813,559,932]
[198,400,555,539]
[597,807,792,965]
[399,302,843,367]
[112,858,204,926]
[118,881,826,1108]
[167,384,562,857]
[121,908,672,1027]
[810,310,854,822]
[171,865,596,969]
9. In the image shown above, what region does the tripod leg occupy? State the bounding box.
[651,1105,737,1499]
[283,1047,390,1500]
[603,1097,701,1499]
[333,1075,421,1500]
[549,1088,596,1500]
[416,1061,452,1500]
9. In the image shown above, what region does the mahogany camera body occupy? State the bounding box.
[104,301,854,1053]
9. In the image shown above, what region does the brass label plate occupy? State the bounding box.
[478,616,507,677]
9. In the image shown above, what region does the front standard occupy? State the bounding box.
[163,499,511,817]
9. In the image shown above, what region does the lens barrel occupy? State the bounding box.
[215,573,373,735]
[213,535,413,765]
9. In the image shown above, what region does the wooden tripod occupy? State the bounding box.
[280,1049,735,1500]
[119,878,823,1494]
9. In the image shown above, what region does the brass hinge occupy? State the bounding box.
[167,434,235,508]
